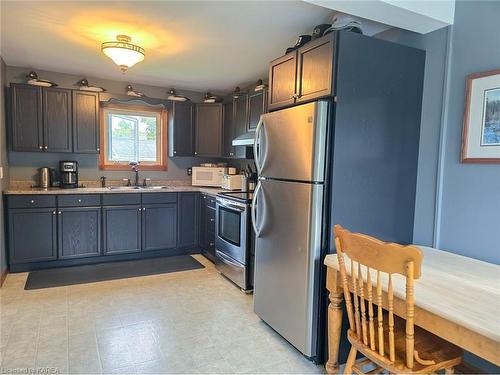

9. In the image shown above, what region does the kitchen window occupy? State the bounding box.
[100,103,167,170]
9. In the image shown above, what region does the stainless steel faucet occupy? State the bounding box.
[129,162,140,187]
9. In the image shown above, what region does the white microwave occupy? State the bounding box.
[221,174,246,190]
[192,167,225,187]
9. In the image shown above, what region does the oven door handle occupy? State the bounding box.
[216,250,242,268]
[251,180,266,238]
[217,199,246,212]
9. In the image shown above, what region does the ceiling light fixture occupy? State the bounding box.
[101,35,145,73]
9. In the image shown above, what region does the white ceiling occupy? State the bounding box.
[0,1,339,93]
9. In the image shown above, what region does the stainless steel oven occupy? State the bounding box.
[215,194,253,292]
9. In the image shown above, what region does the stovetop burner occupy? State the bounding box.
[218,190,254,203]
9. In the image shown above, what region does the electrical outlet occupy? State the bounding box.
[187,167,192,176]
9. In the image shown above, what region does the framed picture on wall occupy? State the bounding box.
[462,69,500,163]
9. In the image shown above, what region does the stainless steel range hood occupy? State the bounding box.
[232,131,255,146]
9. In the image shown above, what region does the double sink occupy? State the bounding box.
[107,185,173,191]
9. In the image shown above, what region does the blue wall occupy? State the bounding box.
[377,1,500,265]
[436,1,500,264]
[378,2,500,370]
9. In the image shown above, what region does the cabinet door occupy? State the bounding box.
[103,205,142,255]
[222,102,235,157]
[233,94,248,138]
[247,89,267,131]
[195,103,223,157]
[43,87,72,152]
[10,84,43,152]
[177,193,199,248]
[142,204,177,251]
[58,207,101,259]
[169,101,194,157]
[199,194,209,249]
[8,208,57,264]
[268,53,297,111]
[73,91,100,153]
[296,35,334,103]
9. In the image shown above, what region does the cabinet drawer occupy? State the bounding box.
[7,195,56,209]
[102,193,141,206]
[58,194,101,207]
[142,192,177,205]
[202,194,216,208]
[207,207,216,232]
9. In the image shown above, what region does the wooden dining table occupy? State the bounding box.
[324,246,500,373]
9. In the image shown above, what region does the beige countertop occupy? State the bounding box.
[4,186,224,197]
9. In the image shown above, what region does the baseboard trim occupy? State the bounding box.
[0,268,8,287]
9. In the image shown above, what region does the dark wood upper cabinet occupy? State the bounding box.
[268,53,297,111]
[233,93,248,138]
[195,103,223,157]
[169,101,194,157]
[43,87,72,153]
[296,35,334,104]
[73,91,100,153]
[223,101,235,158]
[247,88,267,131]
[10,85,100,153]
[10,84,43,152]
[268,33,335,111]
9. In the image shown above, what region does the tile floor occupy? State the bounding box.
[0,255,325,374]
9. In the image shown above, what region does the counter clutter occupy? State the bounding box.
[4,185,224,196]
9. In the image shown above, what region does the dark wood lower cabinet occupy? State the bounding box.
[8,208,57,263]
[142,204,177,251]
[58,207,101,259]
[5,192,209,270]
[177,193,199,248]
[103,205,142,255]
[199,193,216,261]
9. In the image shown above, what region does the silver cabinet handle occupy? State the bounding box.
[52,211,56,215]
[143,207,146,211]
[138,208,142,211]
[58,211,62,215]
[173,150,177,154]
[38,145,42,150]
[78,199,82,203]
[30,200,35,204]
[44,145,48,150]
[210,218,214,222]
[209,242,214,246]
[97,147,100,152]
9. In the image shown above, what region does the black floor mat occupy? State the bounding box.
[24,255,204,290]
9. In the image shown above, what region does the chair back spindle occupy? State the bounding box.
[334,225,423,369]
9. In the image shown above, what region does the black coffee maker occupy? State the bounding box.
[59,161,78,188]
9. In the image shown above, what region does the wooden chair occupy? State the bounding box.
[334,225,463,374]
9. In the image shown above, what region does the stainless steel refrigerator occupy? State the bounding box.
[251,101,330,358]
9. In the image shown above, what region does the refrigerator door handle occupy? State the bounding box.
[254,117,264,174]
[251,180,265,237]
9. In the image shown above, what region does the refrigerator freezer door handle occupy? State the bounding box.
[254,117,264,174]
[251,180,264,237]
